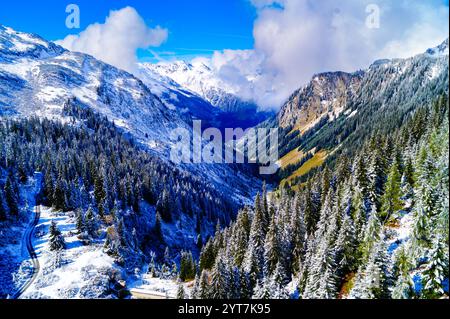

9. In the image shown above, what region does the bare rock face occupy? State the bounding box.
[278,71,363,131]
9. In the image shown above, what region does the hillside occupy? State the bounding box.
[276,39,449,186]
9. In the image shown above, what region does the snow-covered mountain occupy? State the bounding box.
[0,25,262,206]
[141,60,243,111]
[278,71,364,131]
[277,38,449,135]
[140,60,273,128]
[0,25,190,155]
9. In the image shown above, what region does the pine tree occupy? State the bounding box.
[252,278,271,299]
[4,174,19,216]
[350,237,390,299]
[243,197,266,285]
[199,239,215,271]
[48,220,66,251]
[229,266,241,299]
[157,188,172,222]
[239,270,252,299]
[269,262,290,299]
[154,212,163,241]
[75,209,85,234]
[367,143,388,211]
[198,270,210,299]
[421,236,447,299]
[290,196,306,274]
[264,214,279,276]
[179,251,196,282]
[0,190,6,221]
[380,160,403,221]
[334,213,357,277]
[52,171,67,211]
[401,157,415,202]
[391,246,415,299]
[176,284,187,299]
[360,205,381,262]
[304,180,319,235]
[190,274,200,299]
[85,206,97,238]
[210,250,230,299]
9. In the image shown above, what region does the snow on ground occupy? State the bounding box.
[20,207,119,299]
[128,274,192,299]
[386,210,414,255]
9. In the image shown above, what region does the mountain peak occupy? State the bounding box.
[0,24,65,58]
[425,38,449,56]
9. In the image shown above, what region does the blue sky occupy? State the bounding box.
[1,0,448,108]
[0,0,257,61]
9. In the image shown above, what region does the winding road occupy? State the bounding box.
[10,205,41,299]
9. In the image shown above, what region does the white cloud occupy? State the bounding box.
[56,7,168,73]
[204,0,449,110]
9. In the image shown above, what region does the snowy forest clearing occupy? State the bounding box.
[20,206,118,299]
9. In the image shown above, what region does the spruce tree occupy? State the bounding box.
[380,160,403,221]
[210,250,230,299]
[264,214,279,276]
[4,175,19,216]
[85,206,97,238]
[49,220,66,251]
[0,190,6,221]
[52,172,66,211]
[75,209,85,234]
[154,212,163,241]
[176,284,187,299]
[243,199,265,285]
[391,246,415,299]
[198,269,210,299]
[421,237,447,299]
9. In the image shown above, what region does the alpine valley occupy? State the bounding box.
[0,23,448,300]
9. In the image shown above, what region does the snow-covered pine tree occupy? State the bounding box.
[230,214,249,268]
[263,214,279,277]
[243,195,266,285]
[0,190,6,221]
[49,220,66,251]
[75,209,85,234]
[252,278,271,299]
[349,236,390,299]
[198,269,210,299]
[190,274,200,299]
[53,171,67,211]
[421,236,448,299]
[269,262,290,299]
[290,194,306,274]
[360,204,382,262]
[210,249,230,299]
[334,213,357,278]
[391,246,415,299]
[4,173,19,216]
[85,206,97,238]
[177,283,187,299]
[239,270,252,299]
[380,159,403,222]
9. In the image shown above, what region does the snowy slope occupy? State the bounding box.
[20,206,118,299]
[0,25,191,156]
[0,25,263,206]
[142,60,244,111]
